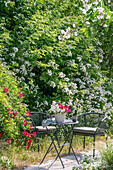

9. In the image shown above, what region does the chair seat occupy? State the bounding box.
[74,127,104,134]
[32,126,56,132]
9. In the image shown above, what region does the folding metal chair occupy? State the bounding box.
[30,112,56,152]
[73,112,108,157]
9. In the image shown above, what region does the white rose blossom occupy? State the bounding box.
[47,70,52,76]
[67,51,72,56]
[50,81,56,88]
[59,72,66,78]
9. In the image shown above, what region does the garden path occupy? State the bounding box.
[24,146,101,170]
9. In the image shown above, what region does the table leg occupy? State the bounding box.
[52,124,77,164]
[63,125,79,164]
[68,129,74,154]
[39,125,65,168]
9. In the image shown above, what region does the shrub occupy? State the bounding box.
[0,62,37,148]
[101,144,113,170]
[72,144,113,170]
[0,0,113,126]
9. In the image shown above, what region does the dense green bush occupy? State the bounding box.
[0,0,113,125]
[0,62,37,148]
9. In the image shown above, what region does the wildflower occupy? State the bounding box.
[26,111,31,116]
[19,92,23,98]
[0,133,2,137]
[24,120,27,126]
[33,131,37,137]
[23,131,27,136]
[4,87,8,94]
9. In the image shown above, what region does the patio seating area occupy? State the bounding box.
[27,112,108,169]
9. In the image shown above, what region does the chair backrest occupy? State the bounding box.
[77,112,105,127]
[98,116,108,129]
[30,112,51,126]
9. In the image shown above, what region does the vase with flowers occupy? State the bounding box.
[50,101,70,123]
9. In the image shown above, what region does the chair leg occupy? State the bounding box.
[93,135,96,157]
[83,136,85,149]
[106,135,108,148]
[38,138,40,152]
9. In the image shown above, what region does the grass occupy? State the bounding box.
[0,135,112,170]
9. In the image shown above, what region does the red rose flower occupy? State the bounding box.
[28,133,32,139]
[19,92,23,98]
[24,120,27,126]
[26,111,31,116]
[4,87,8,94]
[30,124,33,130]
[23,130,27,136]
[6,138,11,145]
[33,131,37,137]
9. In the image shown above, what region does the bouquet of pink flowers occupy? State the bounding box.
[51,101,70,114]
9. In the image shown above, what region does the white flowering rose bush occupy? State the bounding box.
[0,0,113,126]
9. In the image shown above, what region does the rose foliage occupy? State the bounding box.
[0,63,37,148]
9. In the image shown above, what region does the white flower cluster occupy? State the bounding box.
[58,26,78,41]
[51,101,65,114]
[80,0,111,27]
[48,61,59,69]
[58,27,71,40]
[59,72,65,78]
